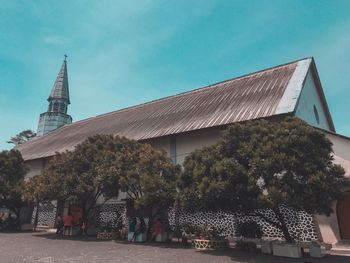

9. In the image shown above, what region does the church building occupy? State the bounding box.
[17,56,350,244]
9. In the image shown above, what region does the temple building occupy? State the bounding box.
[17,57,350,244]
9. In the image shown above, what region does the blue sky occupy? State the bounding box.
[1,0,350,150]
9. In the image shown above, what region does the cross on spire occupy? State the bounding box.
[64,54,67,62]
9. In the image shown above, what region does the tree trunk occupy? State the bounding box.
[80,201,90,236]
[146,207,155,241]
[274,207,294,243]
[174,207,180,241]
[33,201,39,231]
[13,207,21,230]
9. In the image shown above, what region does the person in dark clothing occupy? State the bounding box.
[132,218,146,242]
[129,218,137,233]
[56,214,64,235]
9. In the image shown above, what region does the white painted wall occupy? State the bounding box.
[175,128,221,165]
[326,133,350,161]
[314,202,341,244]
[295,71,331,130]
[145,128,221,165]
[146,136,171,156]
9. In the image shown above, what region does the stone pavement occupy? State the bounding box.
[0,232,349,263]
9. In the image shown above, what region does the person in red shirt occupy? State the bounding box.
[151,219,162,241]
[63,212,74,236]
[80,219,88,236]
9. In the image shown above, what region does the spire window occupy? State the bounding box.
[60,103,66,113]
[53,102,59,112]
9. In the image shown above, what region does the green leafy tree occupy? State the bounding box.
[7,130,36,146]
[117,143,181,239]
[178,117,350,243]
[33,135,129,223]
[22,175,48,230]
[0,150,27,223]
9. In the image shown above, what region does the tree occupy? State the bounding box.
[117,143,181,239]
[32,134,180,237]
[31,135,127,224]
[177,117,350,243]
[0,150,27,224]
[7,129,36,146]
[22,175,48,231]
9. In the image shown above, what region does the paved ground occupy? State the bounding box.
[0,232,349,263]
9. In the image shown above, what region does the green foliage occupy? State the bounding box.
[119,143,180,211]
[30,135,132,220]
[236,221,263,239]
[178,117,350,242]
[23,175,46,203]
[28,134,180,233]
[7,130,36,146]
[0,150,27,219]
[117,142,181,239]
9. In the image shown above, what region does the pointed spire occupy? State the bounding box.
[48,55,70,104]
[37,56,73,136]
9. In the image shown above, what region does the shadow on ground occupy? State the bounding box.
[33,233,350,262]
[200,249,350,263]
[33,232,191,249]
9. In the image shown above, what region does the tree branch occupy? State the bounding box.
[246,211,282,230]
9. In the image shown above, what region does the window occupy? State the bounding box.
[60,103,66,113]
[53,102,59,112]
[313,105,320,124]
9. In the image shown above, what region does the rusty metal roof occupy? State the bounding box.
[18,58,317,161]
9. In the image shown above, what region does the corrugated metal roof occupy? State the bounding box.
[18,58,311,161]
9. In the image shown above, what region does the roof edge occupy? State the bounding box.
[274,58,312,115]
[308,59,336,132]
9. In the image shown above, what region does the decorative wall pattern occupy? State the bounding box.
[31,201,317,242]
[94,203,127,228]
[168,206,318,242]
[32,202,57,228]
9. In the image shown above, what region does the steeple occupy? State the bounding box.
[37,56,73,136]
[48,55,70,104]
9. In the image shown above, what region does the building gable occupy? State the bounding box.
[294,69,331,130]
[274,58,334,132]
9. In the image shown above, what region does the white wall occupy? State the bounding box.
[314,202,341,244]
[145,128,221,165]
[326,133,350,161]
[295,70,331,130]
[175,128,221,165]
[146,136,171,156]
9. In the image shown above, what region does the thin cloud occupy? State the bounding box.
[42,35,67,45]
